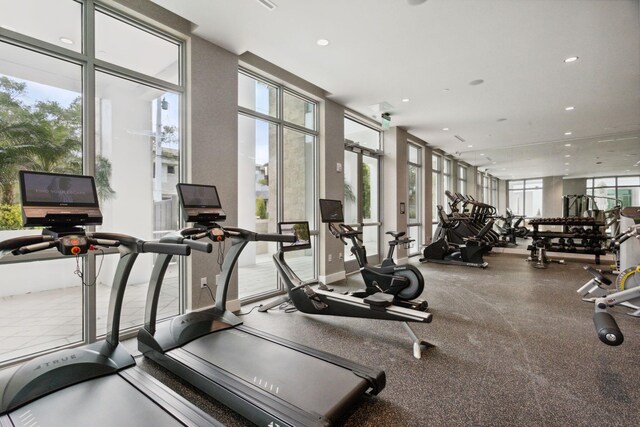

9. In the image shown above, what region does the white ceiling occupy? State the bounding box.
[152,0,640,180]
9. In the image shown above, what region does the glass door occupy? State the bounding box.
[343,148,380,272]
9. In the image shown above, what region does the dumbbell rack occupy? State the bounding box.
[527,216,607,264]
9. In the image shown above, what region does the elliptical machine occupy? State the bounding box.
[420,205,490,268]
[319,199,426,308]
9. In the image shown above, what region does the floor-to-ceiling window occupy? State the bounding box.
[344,117,381,271]
[407,143,422,256]
[508,179,543,217]
[432,154,442,236]
[491,177,498,208]
[443,158,452,200]
[482,175,490,204]
[458,165,467,194]
[0,0,185,365]
[238,71,318,299]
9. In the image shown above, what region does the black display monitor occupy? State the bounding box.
[278,221,312,252]
[319,199,344,223]
[177,183,226,223]
[19,170,103,227]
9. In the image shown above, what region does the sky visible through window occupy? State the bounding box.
[254,83,270,165]
[7,73,79,108]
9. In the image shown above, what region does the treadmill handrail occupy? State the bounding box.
[0,231,193,413]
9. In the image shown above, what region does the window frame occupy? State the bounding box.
[0,0,187,366]
[343,115,383,268]
[407,142,422,256]
[586,175,640,208]
[237,68,320,303]
[508,178,543,217]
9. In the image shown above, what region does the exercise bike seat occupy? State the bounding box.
[385,231,406,239]
[364,292,394,308]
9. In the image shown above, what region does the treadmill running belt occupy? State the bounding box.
[6,374,188,427]
[181,328,370,419]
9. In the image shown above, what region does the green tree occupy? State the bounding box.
[95,155,116,202]
[344,182,356,202]
[0,76,115,205]
[0,76,34,204]
[256,196,268,219]
[362,163,371,219]
[0,204,21,230]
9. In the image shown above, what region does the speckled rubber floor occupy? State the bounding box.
[135,253,640,426]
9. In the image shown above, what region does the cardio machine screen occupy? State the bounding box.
[278,221,312,252]
[319,199,344,223]
[178,184,222,208]
[20,171,99,207]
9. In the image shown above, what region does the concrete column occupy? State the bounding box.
[319,100,346,284]
[382,127,409,262]
[542,176,564,218]
[190,36,238,310]
[498,179,508,214]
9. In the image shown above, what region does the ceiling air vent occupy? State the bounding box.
[255,0,277,11]
[454,135,465,143]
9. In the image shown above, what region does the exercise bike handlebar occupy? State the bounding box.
[327,222,363,246]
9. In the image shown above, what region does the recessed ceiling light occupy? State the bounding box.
[564,56,579,63]
[467,145,473,148]
[480,153,485,156]
[564,131,572,136]
[443,88,450,92]
[442,127,449,131]
[564,162,570,165]
[565,106,575,111]
[59,37,74,45]
[564,143,571,147]
[626,170,631,172]
[401,98,410,103]
[469,79,484,86]
[492,162,497,164]
[565,154,571,158]
[316,39,329,46]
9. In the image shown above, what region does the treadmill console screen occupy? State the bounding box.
[319,199,344,223]
[177,183,226,223]
[278,221,311,252]
[19,170,103,227]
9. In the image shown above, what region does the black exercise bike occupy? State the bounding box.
[320,199,426,307]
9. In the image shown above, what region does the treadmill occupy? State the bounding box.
[0,171,221,427]
[138,183,386,427]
